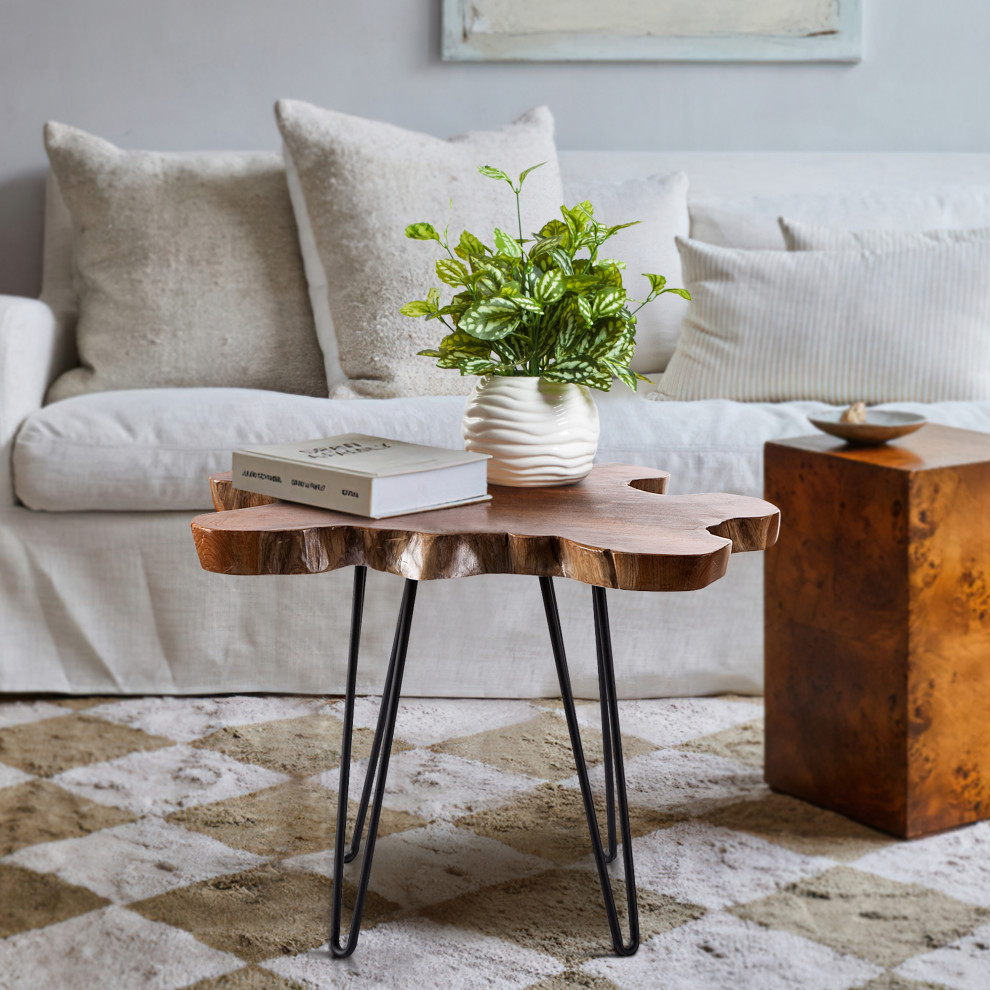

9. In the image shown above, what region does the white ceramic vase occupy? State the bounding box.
[462,375,600,487]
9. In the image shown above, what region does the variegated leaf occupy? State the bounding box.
[549,248,574,275]
[436,258,469,286]
[400,299,435,317]
[590,287,626,320]
[477,165,510,183]
[405,222,440,241]
[460,298,523,340]
[458,357,497,376]
[494,228,523,258]
[454,231,488,263]
[534,269,564,305]
[575,295,592,326]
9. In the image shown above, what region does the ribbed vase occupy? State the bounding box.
[462,376,600,487]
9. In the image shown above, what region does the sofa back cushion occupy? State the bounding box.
[781,217,990,251]
[43,123,327,403]
[660,237,990,404]
[690,187,990,250]
[275,101,565,399]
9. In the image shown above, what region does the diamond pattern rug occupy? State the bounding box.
[1,693,989,989]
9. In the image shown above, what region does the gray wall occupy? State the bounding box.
[2,0,988,297]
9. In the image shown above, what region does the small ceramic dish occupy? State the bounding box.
[808,410,928,446]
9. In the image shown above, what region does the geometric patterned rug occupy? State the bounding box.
[1,693,989,990]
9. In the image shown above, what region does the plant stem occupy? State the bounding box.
[629,292,657,316]
[514,187,540,376]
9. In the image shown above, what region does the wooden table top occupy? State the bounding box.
[191,464,779,592]
[766,424,990,474]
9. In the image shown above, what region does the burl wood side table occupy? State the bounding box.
[765,425,990,839]
[192,464,778,958]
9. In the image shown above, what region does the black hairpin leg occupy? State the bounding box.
[540,576,639,956]
[330,567,418,958]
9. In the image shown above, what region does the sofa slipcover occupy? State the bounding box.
[15,387,990,513]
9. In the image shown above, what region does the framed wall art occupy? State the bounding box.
[441,0,862,63]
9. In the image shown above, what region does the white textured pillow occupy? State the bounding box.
[563,173,689,374]
[43,122,327,402]
[781,217,990,251]
[691,187,990,250]
[660,237,990,403]
[275,101,565,399]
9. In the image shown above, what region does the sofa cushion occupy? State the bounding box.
[43,123,327,403]
[780,217,990,251]
[13,387,990,512]
[275,101,565,399]
[662,237,990,404]
[691,186,990,249]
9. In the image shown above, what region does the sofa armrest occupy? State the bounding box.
[0,295,71,508]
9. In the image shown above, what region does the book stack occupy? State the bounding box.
[232,433,491,518]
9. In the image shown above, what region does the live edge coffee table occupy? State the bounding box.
[191,464,779,958]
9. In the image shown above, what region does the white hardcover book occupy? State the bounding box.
[232,434,491,518]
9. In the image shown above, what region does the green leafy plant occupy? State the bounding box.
[400,162,689,391]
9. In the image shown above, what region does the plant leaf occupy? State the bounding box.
[439,329,490,356]
[560,203,591,242]
[538,219,568,237]
[513,295,543,315]
[459,298,523,340]
[529,234,564,260]
[405,222,440,242]
[590,287,626,320]
[644,273,666,293]
[554,312,584,358]
[494,228,523,258]
[454,230,488,262]
[426,287,440,310]
[563,274,597,294]
[518,162,546,185]
[575,295,593,326]
[543,356,609,389]
[549,248,574,275]
[592,263,624,287]
[436,258,469,286]
[430,329,492,368]
[600,361,638,390]
[604,221,641,238]
[545,357,598,379]
[662,287,692,300]
[457,357,497,376]
[534,269,565,306]
[400,299,435,317]
[477,165,511,183]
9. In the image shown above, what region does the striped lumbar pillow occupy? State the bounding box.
[659,237,990,404]
[780,217,990,252]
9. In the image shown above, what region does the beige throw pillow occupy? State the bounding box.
[44,123,327,402]
[275,101,565,398]
[660,237,990,404]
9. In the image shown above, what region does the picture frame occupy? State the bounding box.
[441,0,862,63]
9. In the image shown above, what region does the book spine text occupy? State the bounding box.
[232,452,375,515]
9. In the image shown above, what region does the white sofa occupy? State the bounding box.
[4,150,990,698]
